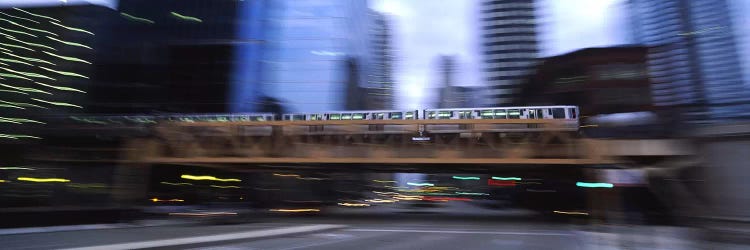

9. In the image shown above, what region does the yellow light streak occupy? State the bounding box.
[159,181,193,186]
[34,82,85,93]
[0,103,23,109]
[4,36,55,50]
[180,174,241,182]
[0,84,52,94]
[0,18,57,36]
[0,72,33,80]
[170,12,202,22]
[269,208,320,212]
[13,8,60,22]
[210,185,241,189]
[31,98,80,108]
[0,89,27,95]
[0,134,41,139]
[365,199,398,203]
[0,42,34,51]
[42,51,91,64]
[0,58,33,66]
[273,173,301,177]
[150,198,184,202]
[3,52,55,65]
[46,36,91,49]
[120,12,154,24]
[0,11,40,24]
[0,67,55,80]
[338,202,370,207]
[38,66,88,78]
[17,177,69,182]
[48,21,94,35]
[0,27,36,37]
[1,100,46,108]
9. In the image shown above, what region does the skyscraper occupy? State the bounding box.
[627,0,750,121]
[479,0,540,106]
[251,0,372,113]
[365,11,395,110]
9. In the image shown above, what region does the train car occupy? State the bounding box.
[421,105,579,133]
[282,110,419,134]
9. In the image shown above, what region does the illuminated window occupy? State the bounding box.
[352,113,364,120]
[405,112,414,119]
[508,109,520,119]
[389,112,402,119]
[293,115,305,120]
[342,113,352,120]
[494,109,507,118]
[459,111,472,119]
[481,110,493,119]
[374,113,385,120]
[427,111,437,119]
[330,114,340,120]
[438,111,452,119]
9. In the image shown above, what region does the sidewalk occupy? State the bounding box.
[0,219,192,236]
[573,225,748,250]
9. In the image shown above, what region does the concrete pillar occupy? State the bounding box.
[694,123,750,241]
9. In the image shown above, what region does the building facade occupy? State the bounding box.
[364,11,395,110]
[250,0,371,113]
[479,0,540,106]
[627,0,750,121]
[515,47,652,116]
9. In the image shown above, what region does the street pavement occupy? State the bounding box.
[0,202,744,250]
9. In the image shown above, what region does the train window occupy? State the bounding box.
[283,115,291,120]
[293,115,306,120]
[494,109,507,118]
[508,109,520,119]
[374,113,385,120]
[459,111,472,119]
[310,114,322,120]
[438,111,452,119]
[405,112,414,119]
[342,113,352,120]
[551,108,565,119]
[389,112,402,119]
[481,110,493,119]
[330,114,340,120]
[352,113,364,120]
[570,108,577,119]
[427,111,437,119]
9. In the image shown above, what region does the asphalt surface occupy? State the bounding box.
[0,202,740,250]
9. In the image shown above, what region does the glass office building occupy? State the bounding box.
[233,0,371,113]
[628,0,750,121]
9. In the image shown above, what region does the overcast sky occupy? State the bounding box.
[371,0,630,108]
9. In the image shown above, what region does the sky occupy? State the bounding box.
[372,0,628,109]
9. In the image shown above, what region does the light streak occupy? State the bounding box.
[170,12,202,22]
[576,182,613,188]
[0,18,58,36]
[273,173,300,177]
[365,199,397,203]
[0,100,46,108]
[13,8,60,22]
[0,11,40,24]
[0,47,11,52]
[269,208,320,212]
[553,210,589,215]
[338,202,370,207]
[296,177,325,181]
[455,192,489,196]
[579,125,598,128]
[0,27,36,37]
[452,176,480,180]
[170,212,237,216]
[0,72,33,80]
[393,195,422,201]
[491,177,522,181]
[46,36,91,49]
[32,98,81,108]
[0,84,52,94]
[0,134,42,139]
[180,174,241,182]
[150,198,184,202]
[4,52,55,65]
[42,51,91,64]
[372,180,396,183]
[0,103,23,109]
[38,66,88,78]
[210,185,241,189]
[120,12,154,24]
[35,82,85,93]
[48,21,94,35]
[67,183,107,189]
[0,42,34,51]
[407,182,434,187]
[0,58,33,66]
[17,177,69,182]
[373,191,398,195]
[0,89,27,95]
[0,180,5,183]
[0,166,35,170]
[160,181,193,186]
[0,67,56,80]
[422,196,472,202]
[4,36,55,50]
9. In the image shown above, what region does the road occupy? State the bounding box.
[0,202,732,250]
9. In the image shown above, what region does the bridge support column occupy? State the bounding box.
[695,123,750,242]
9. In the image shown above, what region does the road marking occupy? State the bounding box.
[345,228,574,236]
[60,224,346,250]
